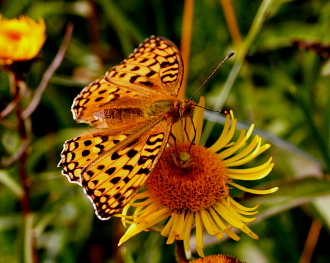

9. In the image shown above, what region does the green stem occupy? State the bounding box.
[12,72,36,263]
[293,87,330,172]
[201,0,275,143]
[0,170,24,198]
[24,214,34,263]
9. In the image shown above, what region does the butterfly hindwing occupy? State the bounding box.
[59,132,129,184]
[80,118,172,219]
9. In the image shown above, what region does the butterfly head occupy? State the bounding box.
[179,99,196,118]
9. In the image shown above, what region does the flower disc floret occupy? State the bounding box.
[147,142,229,212]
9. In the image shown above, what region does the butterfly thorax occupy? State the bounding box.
[146,99,196,122]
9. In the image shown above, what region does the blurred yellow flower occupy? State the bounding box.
[191,254,242,263]
[0,14,46,65]
[119,98,278,257]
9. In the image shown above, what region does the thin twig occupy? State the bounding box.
[11,71,37,263]
[0,140,29,168]
[22,23,74,119]
[0,80,27,119]
[13,75,30,217]
[180,0,194,99]
[220,0,242,49]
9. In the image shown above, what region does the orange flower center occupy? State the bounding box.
[146,142,229,212]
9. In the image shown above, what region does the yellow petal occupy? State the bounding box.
[230,182,279,195]
[227,158,274,180]
[195,212,205,257]
[208,112,237,153]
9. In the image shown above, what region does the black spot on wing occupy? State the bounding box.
[114,193,121,199]
[95,97,104,102]
[131,66,140,71]
[87,170,94,176]
[97,165,105,170]
[82,150,90,157]
[130,75,139,83]
[145,145,161,152]
[123,165,134,172]
[127,138,139,148]
[137,154,158,165]
[146,71,156,77]
[84,140,92,146]
[146,137,164,146]
[139,81,154,87]
[127,149,138,158]
[105,167,116,175]
[137,168,150,175]
[111,152,121,160]
[110,177,121,184]
[123,177,130,183]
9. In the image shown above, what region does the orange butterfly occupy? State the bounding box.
[58,36,196,220]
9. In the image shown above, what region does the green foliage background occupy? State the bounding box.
[1,0,330,262]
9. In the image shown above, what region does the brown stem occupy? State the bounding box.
[299,219,322,263]
[0,82,26,119]
[175,240,189,263]
[180,0,194,99]
[13,73,30,216]
[220,0,242,49]
[12,72,38,263]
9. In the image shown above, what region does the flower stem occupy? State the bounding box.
[201,0,275,143]
[12,72,37,263]
[180,0,195,99]
[293,86,330,172]
[299,219,322,263]
[220,0,242,49]
[175,240,188,263]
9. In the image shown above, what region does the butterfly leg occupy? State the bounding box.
[169,131,179,156]
[188,116,197,152]
[182,118,191,142]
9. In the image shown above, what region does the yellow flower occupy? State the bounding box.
[119,97,278,257]
[0,14,46,65]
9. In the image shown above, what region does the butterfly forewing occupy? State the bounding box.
[72,37,183,124]
[59,36,194,220]
[71,78,144,125]
[107,36,183,96]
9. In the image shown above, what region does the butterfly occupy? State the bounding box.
[58,36,196,220]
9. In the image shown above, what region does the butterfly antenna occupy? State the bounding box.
[189,51,235,100]
[195,105,230,115]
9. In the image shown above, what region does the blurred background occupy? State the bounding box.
[0,0,330,262]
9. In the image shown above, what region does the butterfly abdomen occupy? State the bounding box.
[95,108,144,126]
